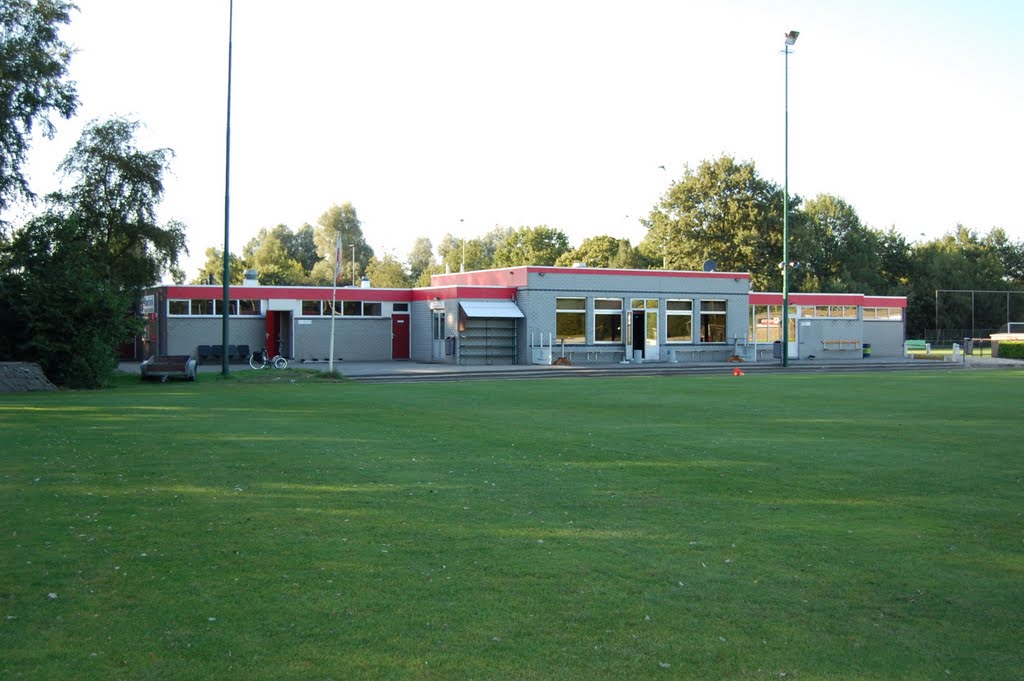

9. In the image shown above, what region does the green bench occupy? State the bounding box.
[904,339,930,356]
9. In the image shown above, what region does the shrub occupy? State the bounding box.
[996,341,1024,359]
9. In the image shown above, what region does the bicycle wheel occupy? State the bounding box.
[272,356,288,370]
[248,353,264,370]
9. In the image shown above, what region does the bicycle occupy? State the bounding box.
[248,347,288,370]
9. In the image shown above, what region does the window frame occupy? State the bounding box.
[665,299,693,344]
[593,298,623,344]
[699,299,727,343]
[555,297,586,345]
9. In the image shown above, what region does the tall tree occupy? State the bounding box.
[799,194,884,293]
[365,254,410,288]
[310,202,373,284]
[492,225,570,267]
[192,246,244,285]
[52,117,187,291]
[875,227,913,294]
[982,227,1024,284]
[438,233,491,273]
[407,237,435,283]
[288,223,319,273]
[245,226,306,285]
[0,0,78,218]
[0,212,132,387]
[640,156,788,289]
[555,235,645,268]
[0,117,186,386]
[907,226,1008,338]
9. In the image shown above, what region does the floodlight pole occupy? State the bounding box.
[781,29,799,368]
[221,0,234,377]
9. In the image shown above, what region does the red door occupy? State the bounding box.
[392,314,410,360]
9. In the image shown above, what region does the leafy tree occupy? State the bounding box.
[875,227,913,294]
[0,0,78,218]
[245,227,306,285]
[365,254,410,288]
[438,233,491,273]
[52,117,187,290]
[799,194,885,293]
[407,237,435,282]
[492,225,570,267]
[192,246,244,285]
[640,156,787,290]
[0,117,186,387]
[982,228,1024,283]
[0,212,130,387]
[288,223,319,273]
[478,226,513,263]
[310,202,373,285]
[907,226,1008,338]
[555,235,645,268]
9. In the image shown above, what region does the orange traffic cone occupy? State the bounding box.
[732,367,744,376]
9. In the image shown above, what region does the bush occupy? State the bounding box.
[996,341,1024,359]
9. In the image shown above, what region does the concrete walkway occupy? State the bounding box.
[122,353,1021,383]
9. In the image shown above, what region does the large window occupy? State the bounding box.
[190,299,214,315]
[556,297,586,344]
[169,299,260,316]
[593,298,623,343]
[863,306,903,321]
[699,299,727,343]
[666,299,693,343]
[750,305,781,343]
[805,305,857,318]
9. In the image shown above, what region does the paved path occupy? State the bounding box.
[123,354,1021,384]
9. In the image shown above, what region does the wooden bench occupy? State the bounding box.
[904,339,931,356]
[141,355,197,382]
[822,339,860,351]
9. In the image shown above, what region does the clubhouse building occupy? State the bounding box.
[139,266,907,365]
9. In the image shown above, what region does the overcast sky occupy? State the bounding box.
[20,0,1024,278]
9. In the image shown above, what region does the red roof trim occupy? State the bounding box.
[163,285,414,302]
[412,286,518,301]
[749,292,907,307]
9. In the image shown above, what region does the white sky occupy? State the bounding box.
[20,0,1024,278]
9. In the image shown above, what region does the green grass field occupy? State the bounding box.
[1,370,1021,680]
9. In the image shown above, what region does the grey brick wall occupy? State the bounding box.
[517,271,750,364]
[165,318,265,358]
[862,320,905,357]
[164,317,392,362]
[410,300,458,364]
[796,317,864,359]
[293,318,392,361]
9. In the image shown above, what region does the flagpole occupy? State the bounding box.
[328,235,341,373]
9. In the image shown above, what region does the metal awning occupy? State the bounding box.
[459,301,524,318]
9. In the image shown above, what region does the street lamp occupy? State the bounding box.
[221,0,234,377]
[781,29,798,367]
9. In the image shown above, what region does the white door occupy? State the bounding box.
[787,317,799,359]
[644,310,659,361]
[431,311,446,360]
